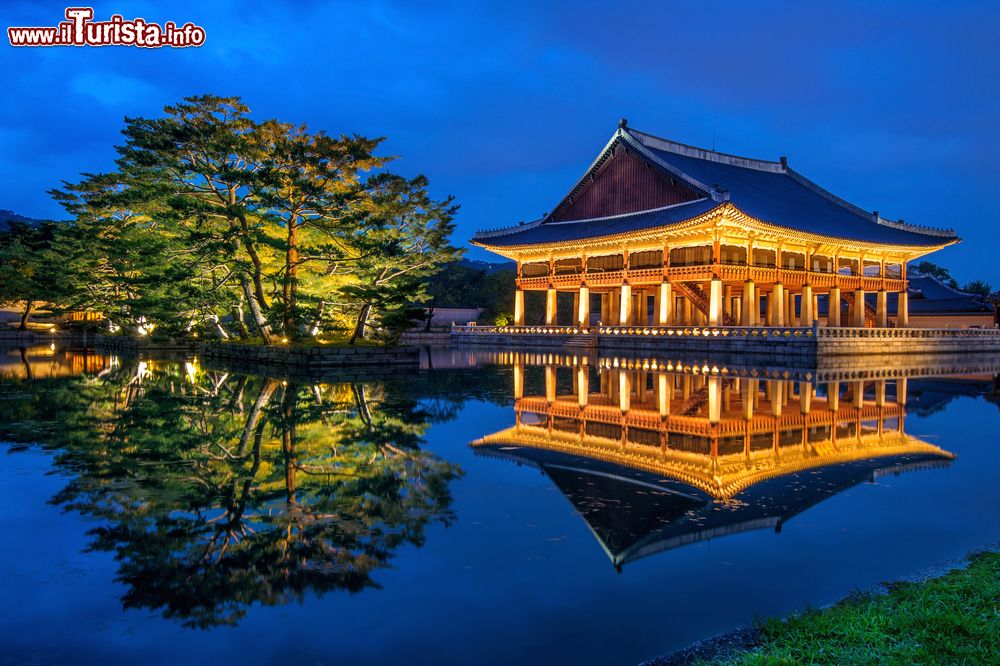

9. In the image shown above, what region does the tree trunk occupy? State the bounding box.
[231,304,249,339]
[348,302,372,344]
[241,277,275,344]
[18,300,33,330]
[424,301,435,332]
[283,217,299,339]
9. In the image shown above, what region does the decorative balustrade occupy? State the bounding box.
[451,323,815,338]
[816,326,1000,339]
[516,262,906,291]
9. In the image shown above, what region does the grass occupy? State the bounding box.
[714,552,999,665]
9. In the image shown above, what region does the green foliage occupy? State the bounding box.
[0,221,63,327]
[0,355,463,628]
[494,312,513,326]
[45,95,459,344]
[962,279,991,296]
[715,552,1000,665]
[913,261,959,289]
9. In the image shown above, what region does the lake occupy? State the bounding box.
[1,344,998,665]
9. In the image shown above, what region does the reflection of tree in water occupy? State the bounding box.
[1,359,461,628]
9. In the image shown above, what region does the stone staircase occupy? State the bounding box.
[676,281,737,325]
[841,292,876,326]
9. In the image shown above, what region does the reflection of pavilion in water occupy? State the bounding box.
[472,356,955,568]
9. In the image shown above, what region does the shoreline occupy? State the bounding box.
[641,543,1000,665]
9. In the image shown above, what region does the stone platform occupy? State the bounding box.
[451,323,1000,360]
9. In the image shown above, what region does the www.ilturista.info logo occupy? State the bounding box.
[8,7,206,48]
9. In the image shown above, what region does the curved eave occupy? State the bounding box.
[472,201,959,258]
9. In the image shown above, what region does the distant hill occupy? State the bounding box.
[0,209,50,232]
[458,258,515,273]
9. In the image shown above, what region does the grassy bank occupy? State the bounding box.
[715,551,999,665]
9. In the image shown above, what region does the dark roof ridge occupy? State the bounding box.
[626,127,786,173]
[630,125,956,239]
[909,271,971,296]
[473,217,544,240]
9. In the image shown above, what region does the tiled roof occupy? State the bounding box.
[474,124,958,249]
[472,198,719,248]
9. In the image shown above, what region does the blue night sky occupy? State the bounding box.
[3,1,999,284]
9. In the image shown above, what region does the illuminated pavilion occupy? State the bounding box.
[471,357,955,567]
[472,121,959,329]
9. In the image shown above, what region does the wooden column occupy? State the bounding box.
[898,290,909,328]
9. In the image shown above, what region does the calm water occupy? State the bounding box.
[1,344,998,665]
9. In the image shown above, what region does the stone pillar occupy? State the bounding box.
[657,373,671,417]
[723,285,733,321]
[657,282,673,325]
[577,365,589,408]
[545,287,557,325]
[786,290,796,326]
[852,381,864,408]
[853,289,866,327]
[772,282,785,326]
[682,296,693,326]
[514,289,525,326]
[610,290,620,325]
[799,381,812,415]
[876,290,888,327]
[897,378,908,406]
[709,277,723,326]
[898,291,909,328]
[545,366,556,403]
[828,286,841,327]
[708,376,721,425]
[741,280,756,326]
[618,370,631,413]
[875,379,886,407]
[801,284,814,325]
[828,381,840,411]
[619,283,632,325]
[771,380,784,417]
[513,358,524,399]
[634,292,647,325]
[577,285,590,327]
[741,379,756,420]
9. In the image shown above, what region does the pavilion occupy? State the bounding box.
[472,121,959,329]
[470,359,954,567]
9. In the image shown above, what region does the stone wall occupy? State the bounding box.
[200,342,419,369]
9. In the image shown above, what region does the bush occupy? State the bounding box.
[494,312,513,326]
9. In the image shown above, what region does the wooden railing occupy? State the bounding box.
[516,263,907,292]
